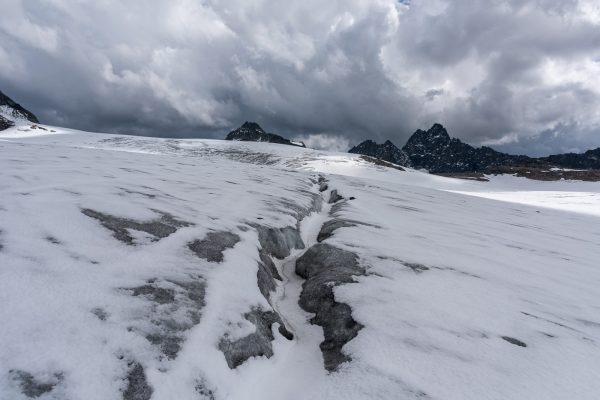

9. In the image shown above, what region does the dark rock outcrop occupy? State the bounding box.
[541,147,600,170]
[225,122,305,147]
[254,225,304,259]
[216,232,297,368]
[0,90,39,129]
[219,309,293,369]
[402,123,531,173]
[9,370,63,398]
[295,243,365,371]
[92,307,108,321]
[123,362,153,400]
[328,189,343,204]
[218,186,323,369]
[0,115,15,130]
[400,123,600,176]
[317,219,357,243]
[257,249,282,300]
[124,276,206,359]
[501,336,527,347]
[132,284,175,304]
[486,164,600,181]
[349,139,411,167]
[194,379,216,400]
[188,231,240,262]
[82,208,191,245]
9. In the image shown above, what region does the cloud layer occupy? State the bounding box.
[1,0,600,154]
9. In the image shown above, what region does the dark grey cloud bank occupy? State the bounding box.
[1,0,600,154]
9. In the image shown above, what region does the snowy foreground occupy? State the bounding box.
[1,125,600,400]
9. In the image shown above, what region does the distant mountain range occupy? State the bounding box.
[350,123,600,172]
[2,89,599,175]
[226,122,305,147]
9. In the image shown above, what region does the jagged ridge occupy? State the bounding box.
[348,123,600,174]
[348,139,411,167]
[402,123,532,173]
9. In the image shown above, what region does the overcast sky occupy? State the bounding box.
[1,0,600,155]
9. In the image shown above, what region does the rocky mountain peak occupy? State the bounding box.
[403,124,451,154]
[240,121,265,133]
[401,122,600,174]
[382,140,398,149]
[225,122,305,147]
[427,123,450,139]
[402,123,520,173]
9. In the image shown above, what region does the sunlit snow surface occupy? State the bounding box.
[1,125,600,400]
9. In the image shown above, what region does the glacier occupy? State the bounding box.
[1,124,600,400]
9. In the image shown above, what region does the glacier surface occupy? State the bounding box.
[1,124,600,399]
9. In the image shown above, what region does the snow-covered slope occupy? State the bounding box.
[0,91,39,129]
[1,124,600,400]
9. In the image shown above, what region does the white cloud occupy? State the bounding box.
[293,134,351,152]
[1,0,599,153]
[0,0,59,53]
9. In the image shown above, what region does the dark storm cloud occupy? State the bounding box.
[425,89,444,101]
[493,120,600,157]
[1,0,600,154]
[390,1,600,152]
